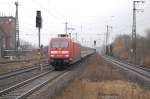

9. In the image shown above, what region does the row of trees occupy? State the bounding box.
[19,40,36,50]
[112,29,150,66]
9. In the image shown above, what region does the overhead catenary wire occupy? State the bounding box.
[46,0,66,20]
[114,14,150,35]
[31,0,64,23]
[0,1,13,6]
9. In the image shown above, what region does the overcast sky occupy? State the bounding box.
[0,0,150,47]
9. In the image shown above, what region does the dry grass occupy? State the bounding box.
[80,54,124,81]
[53,54,150,99]
[53,80,150,99]
[143,56,150,68]
[0,53,47,75]
[0,61,36,74]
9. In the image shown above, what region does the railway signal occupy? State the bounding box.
[36,11,42,28]
[36,10,42,48]
[94,40,96,46]
[36,11,43,71]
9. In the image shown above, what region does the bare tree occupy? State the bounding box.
[111,29,150,66]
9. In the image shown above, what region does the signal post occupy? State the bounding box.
[36,11,43,71]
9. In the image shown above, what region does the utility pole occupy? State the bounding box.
[81,25,82,33]
[65,22,68,34]
[75,32,77,40]
[106,25,112,55]
[15,1,20,55]
[82,38,84,43]
[131,0,144,65]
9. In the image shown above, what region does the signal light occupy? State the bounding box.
[94,40,96,46]
[36,11,42,28]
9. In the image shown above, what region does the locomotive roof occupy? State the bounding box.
[50,37,80,44]
[51,37,71,40]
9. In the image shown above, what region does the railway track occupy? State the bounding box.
[0,63,52,92]
[0,50,94,80]
[0,58,48,64]
[103,56,150,82]
[109,56,150,72]
[0,69,52,99]
[0,69,70,99]
[0,63,50,80]
[0,50,95,99]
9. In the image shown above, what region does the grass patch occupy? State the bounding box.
[53,80,150,99]
[53,54,150,99]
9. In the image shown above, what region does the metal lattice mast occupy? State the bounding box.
[65,22,68,34]
[106,25,112,55]
[15,1,19,50]
[131,1,144,65]
[132,1,136,64]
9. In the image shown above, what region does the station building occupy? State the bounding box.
[0,16,16,58]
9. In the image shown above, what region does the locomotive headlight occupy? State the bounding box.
[50,55,54,57]
[50,51,58,54]
[62,51,69,54]
[64,54,69,57]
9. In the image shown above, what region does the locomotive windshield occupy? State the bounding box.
[51,41,68,48]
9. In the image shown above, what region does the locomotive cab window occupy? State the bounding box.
[51,41,68,48]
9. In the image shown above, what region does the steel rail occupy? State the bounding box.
[103,56,150,82]
[0,69,54,98]
[107,56,150,72]
[18,71,68,99]
[0,69,69,99]
[0,63,49,80]
[0,50,95,99]
[0,58,48,64]
[0,49,94,79]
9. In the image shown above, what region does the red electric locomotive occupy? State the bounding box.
[48,34,81,70]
